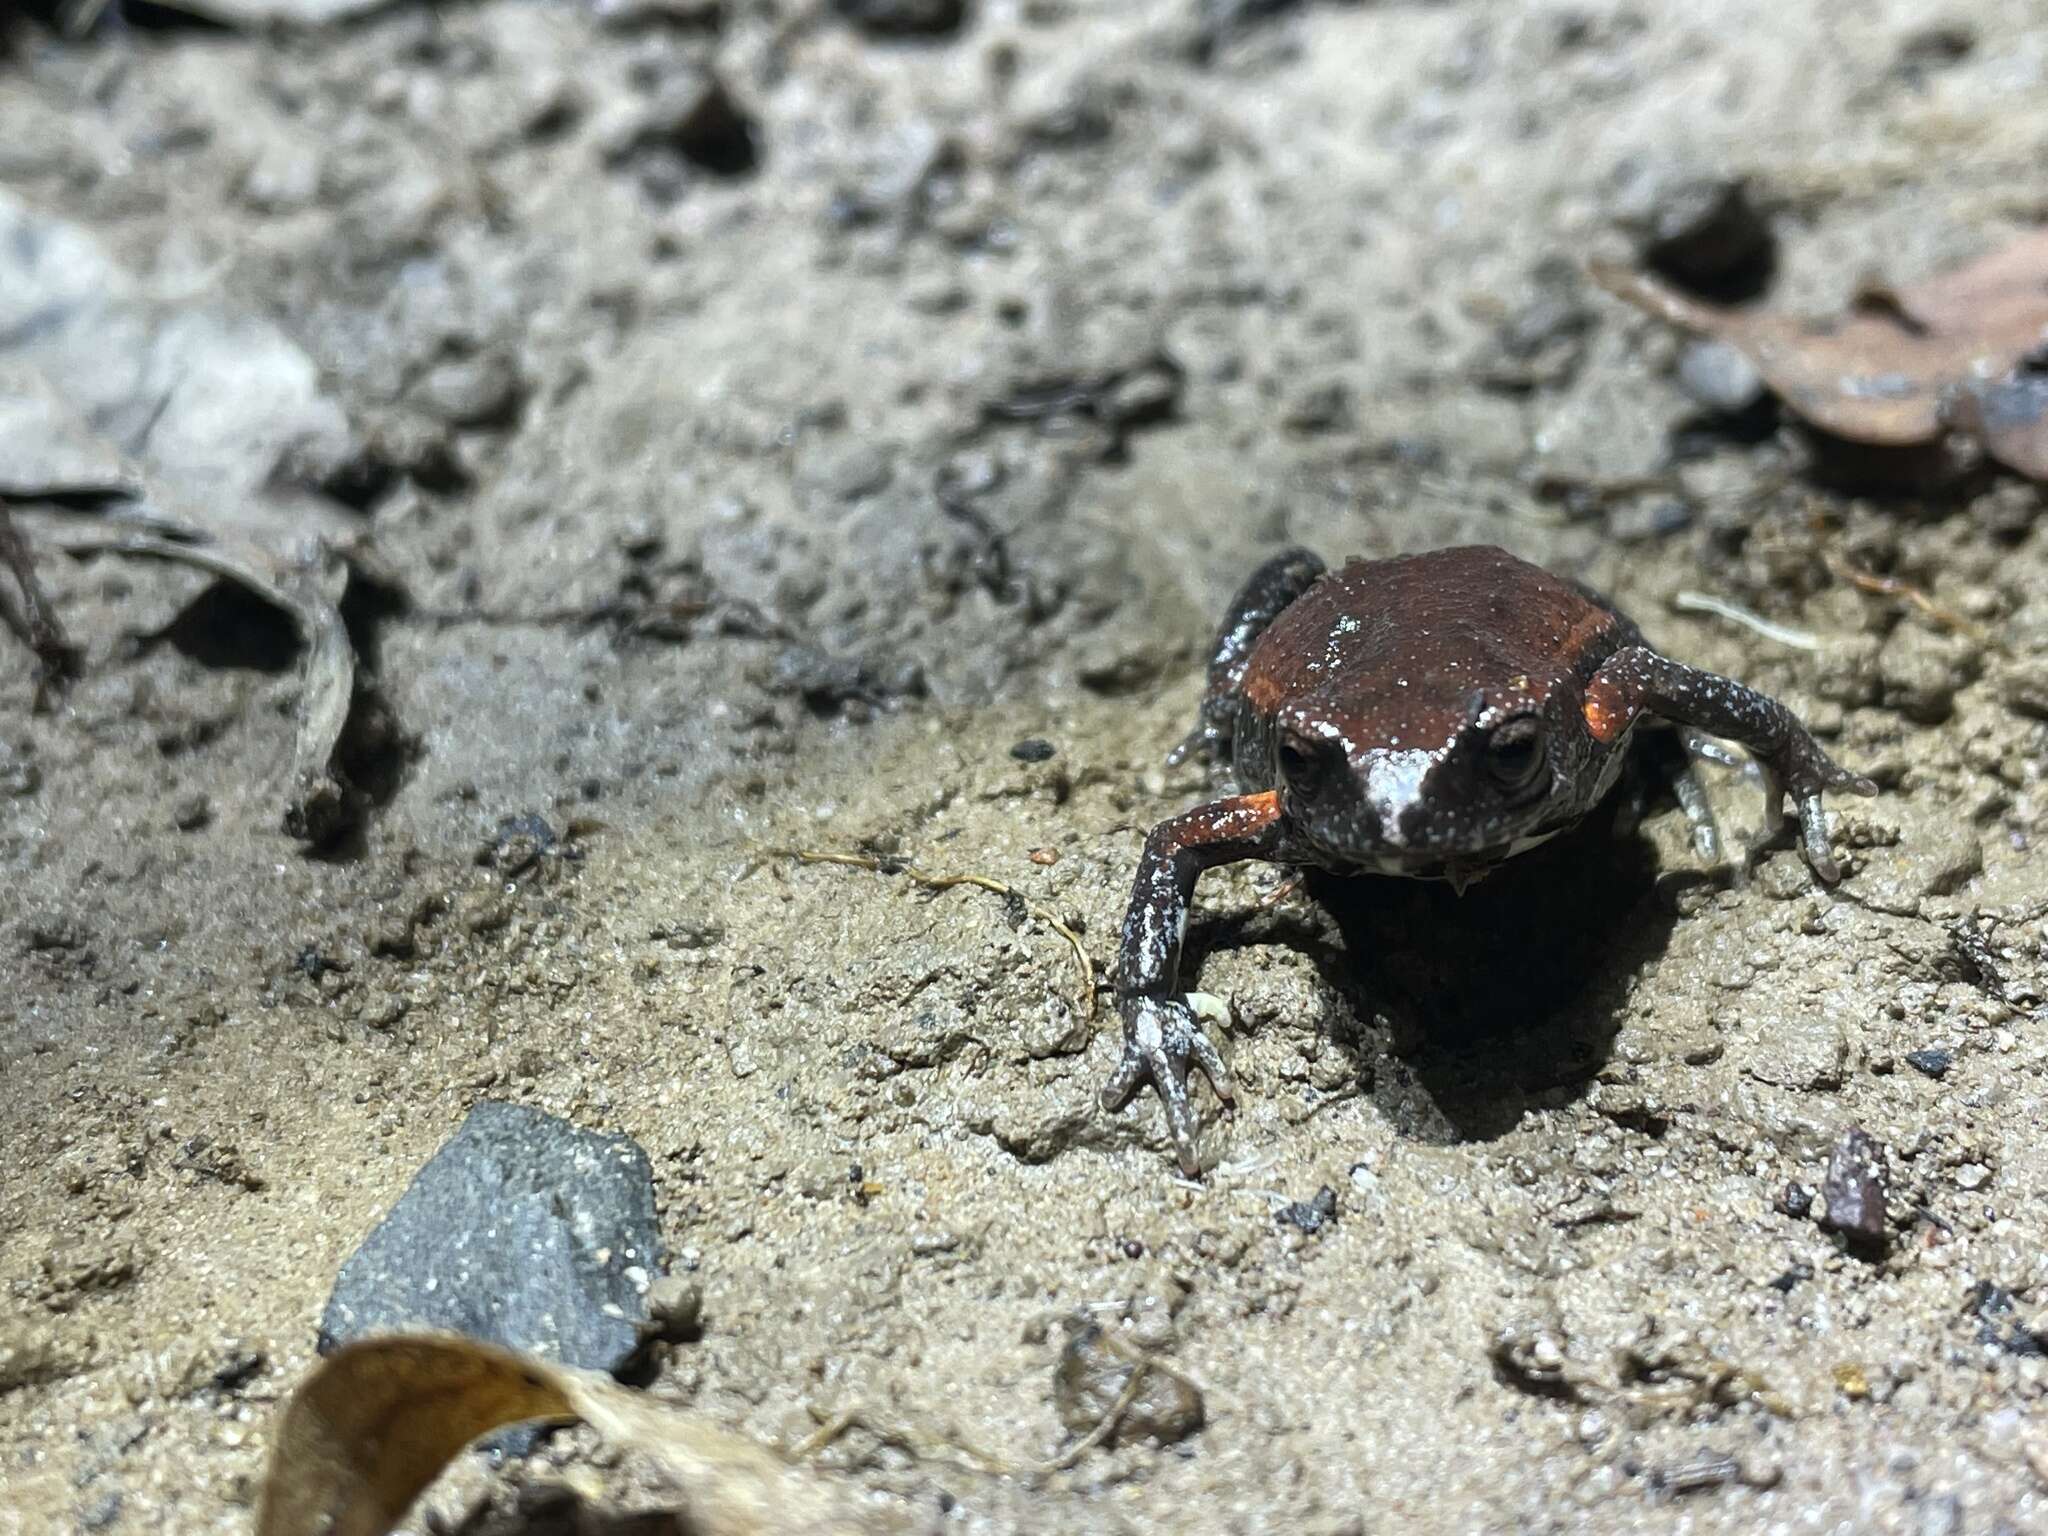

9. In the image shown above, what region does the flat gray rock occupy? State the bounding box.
[319,1101,661,1376]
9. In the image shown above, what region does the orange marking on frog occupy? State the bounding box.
[1582,689,1626,744]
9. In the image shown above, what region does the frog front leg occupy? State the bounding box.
[1169,548,1326,767]
[1584,648,1877,881]
[1107,789,1289,1174]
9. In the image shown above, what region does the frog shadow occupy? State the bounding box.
[1187,804,1710,1145]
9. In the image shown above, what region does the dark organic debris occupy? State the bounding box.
[1488,1319,1587,1403]
[982,351,1185,459]
[1613,171,1774,299]
[319,1102,663,1419]
[1967,1282,2047,1358]
[762,643,926,714]
[933,469,1020,603]
[833,0,966,38]
[207,1350,267,1395]
[131,0,389,23]
[599,74,760,198]
[1817,1128,1889,1254]
[1052,1323,1204,1448]
[0,497,80,707]
[482,812,571,876]
[1947,915,2009,999]
[1276,1185,1338,1234]
[1593,230,2048,483]
[1767,1262,1812,1294]
[1187,0,1310,59]
[592,0,723,30]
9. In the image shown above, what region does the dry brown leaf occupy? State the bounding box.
[1591,230,2048,480]
[256,1333,889,1536]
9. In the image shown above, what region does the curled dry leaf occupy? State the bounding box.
[25,518,357,841]
[0,189,388,841]
[256,1333,890,1536]
[1591,230,2048,481]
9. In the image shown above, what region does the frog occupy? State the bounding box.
[1107,544,1877,1175]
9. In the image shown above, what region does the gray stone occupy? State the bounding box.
[1677,339,1765,414]
[1741,1013,1848,1091]
[413,353,525,430]
[319,1102,661,1381]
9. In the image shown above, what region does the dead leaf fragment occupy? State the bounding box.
[28,519,358,839]
[0,190,394,841]
[1591,230,2048,480]
[257,1333,888,1536]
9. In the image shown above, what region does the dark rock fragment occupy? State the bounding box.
[319,1102,662,1389]
[1276,1186,1338,1234]
[1818,1128,1888,1253]
[1904,1048,1953,1079]
[1774,1182,1813,1219]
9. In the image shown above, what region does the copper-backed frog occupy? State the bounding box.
[1108,544,1875,1174]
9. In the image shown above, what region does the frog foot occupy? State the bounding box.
[1763,749,1879,884]
[1101,993,1235,1176]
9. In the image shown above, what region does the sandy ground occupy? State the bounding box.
[4,0,2048,1531]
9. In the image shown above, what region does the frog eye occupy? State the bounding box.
[1277,730,1334,793]
[1484,718,1548,792]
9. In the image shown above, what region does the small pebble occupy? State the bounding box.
[1676,338,1765,414]
[1276,1186,1338,1234]
[1009,737,1057,762]
[1053,1324,1203,1446]
[1904,1048,1952,1079]
[1818,1128,1889,1253]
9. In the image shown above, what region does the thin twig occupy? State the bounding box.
[786,1349,1161,1481]
[0,497,81,709]
[1037,1361,1148,1473]
[1672,590,1822,651]
[768,847,1096,1017]
[1823,553,1992,645]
